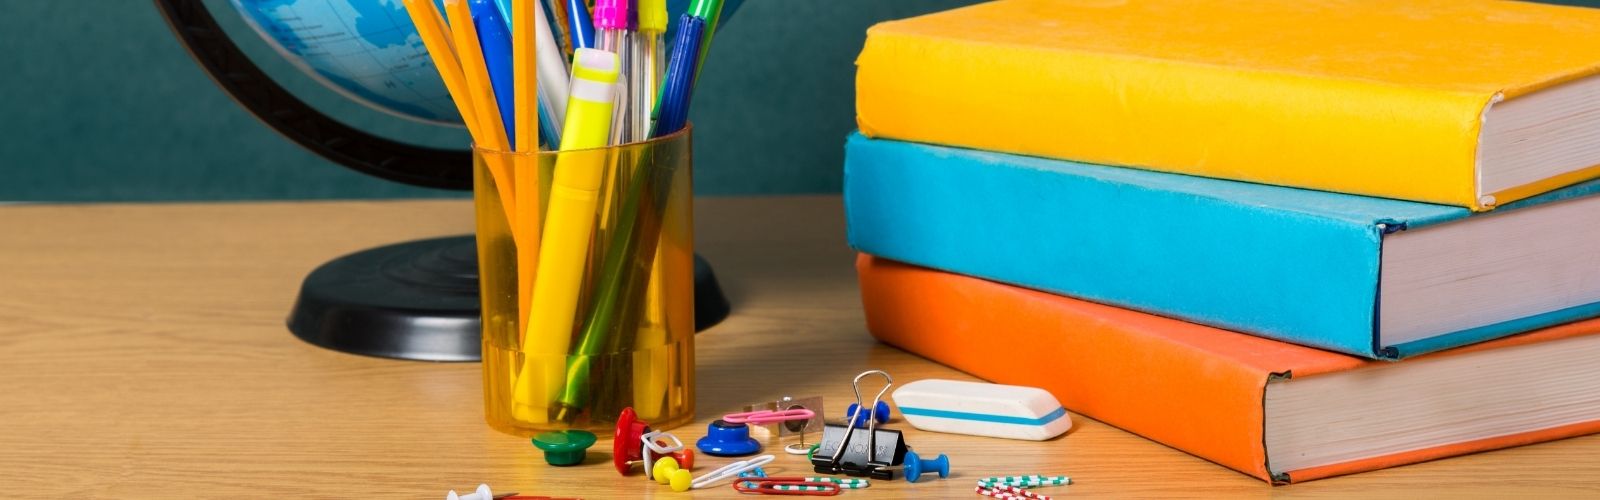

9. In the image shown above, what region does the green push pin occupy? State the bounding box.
[532,430,598,466]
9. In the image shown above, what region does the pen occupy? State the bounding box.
[593,0,638,145]
[536,0,570,146]
[542,0,573,55]
[638,0,667,137]
[685,0,724,82]
[469,0,518,148]
[514,48,621,423]
[651,15,706,138]
[566,0,596,50]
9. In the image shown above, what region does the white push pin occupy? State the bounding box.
[445,483,492,500]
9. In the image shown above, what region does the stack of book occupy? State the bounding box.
[845,0,1600,484]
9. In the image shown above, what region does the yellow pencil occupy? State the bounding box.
[444,0,516,211]
[405,0,521,236]
[402,0,479,136]
[511,0,542,338]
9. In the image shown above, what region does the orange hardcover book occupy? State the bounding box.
[858,255,1600,483]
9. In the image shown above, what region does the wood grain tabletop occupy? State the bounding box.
[2,196,1598,499]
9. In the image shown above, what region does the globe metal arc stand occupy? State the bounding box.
[154,0,730,362]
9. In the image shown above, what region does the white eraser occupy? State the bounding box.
[891,379,1071,441]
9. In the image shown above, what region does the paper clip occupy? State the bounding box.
[729,408,819,455]
[723,409,817,455]
[674,454,776,491]
[822,370,894,471]
[724,408,817,425]
[733,478,842,496]
[741,396,825,455]
[641,430,685,481]
[975,484,1052,500]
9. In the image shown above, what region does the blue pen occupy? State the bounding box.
[492,0,513,30]
[538,91,562,148]
[651,15,705,137]
[470,0,518,149]
[486,0,512,32]
[566,0,596,50]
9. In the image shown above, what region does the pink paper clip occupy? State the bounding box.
[723,409,816,425]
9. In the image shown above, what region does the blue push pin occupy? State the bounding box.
[846,401,892,428]
[902,449,950,483]
[696,419,762,456]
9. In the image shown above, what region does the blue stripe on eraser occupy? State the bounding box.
[897,405,1068,426]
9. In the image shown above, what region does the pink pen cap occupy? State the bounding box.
[593,0,632,30]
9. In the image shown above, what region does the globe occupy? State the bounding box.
[227,0,745,127]
[231,0,461,124]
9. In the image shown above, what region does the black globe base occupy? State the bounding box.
[286,235,730,362]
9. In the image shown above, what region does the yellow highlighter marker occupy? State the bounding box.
[512,49,621,423]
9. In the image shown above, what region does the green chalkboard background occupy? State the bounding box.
[1,0,1594,202]
[0,0,979,202]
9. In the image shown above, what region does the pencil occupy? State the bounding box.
[445,0,516,208]
[510,0,543,336]
[405,0,521,234]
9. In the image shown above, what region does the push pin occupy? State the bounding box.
[845,401,893,428]
[651,456,696,490]
[614,407,693,476]
[902,450,950,482]
[445,484,492,500]
[696,419,762,456]
[531,430,597,466]
[641,430,690,480]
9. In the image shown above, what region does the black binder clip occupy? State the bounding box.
[810,370,908,479]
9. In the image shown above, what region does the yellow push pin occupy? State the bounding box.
[669,468,693,492]
[652,456,679,485]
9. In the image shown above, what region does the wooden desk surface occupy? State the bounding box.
[3,196,1599,499]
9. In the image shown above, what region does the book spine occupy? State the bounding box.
[856,255,1277,481]
[855,28,1490,209]
[844,136,1385,357]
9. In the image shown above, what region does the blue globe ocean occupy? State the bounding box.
[230,0,744,126]
[233,0,461,124]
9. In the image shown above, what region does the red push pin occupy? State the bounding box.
[613,407,693,476]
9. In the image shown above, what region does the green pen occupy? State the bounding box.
[687,0,723,81]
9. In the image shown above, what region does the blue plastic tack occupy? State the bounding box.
[738,467,768,478]
[696,419,762,457]
[902,450,950,483]
[846,401,893,428]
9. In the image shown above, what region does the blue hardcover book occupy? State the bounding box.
[844,134,1600,359]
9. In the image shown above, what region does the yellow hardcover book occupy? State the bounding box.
[856,0,1600,210]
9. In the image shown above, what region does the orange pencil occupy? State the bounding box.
[512,0,543,332]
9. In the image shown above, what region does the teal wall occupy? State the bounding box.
[5,1,1593,202]
[0,0,978,202]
